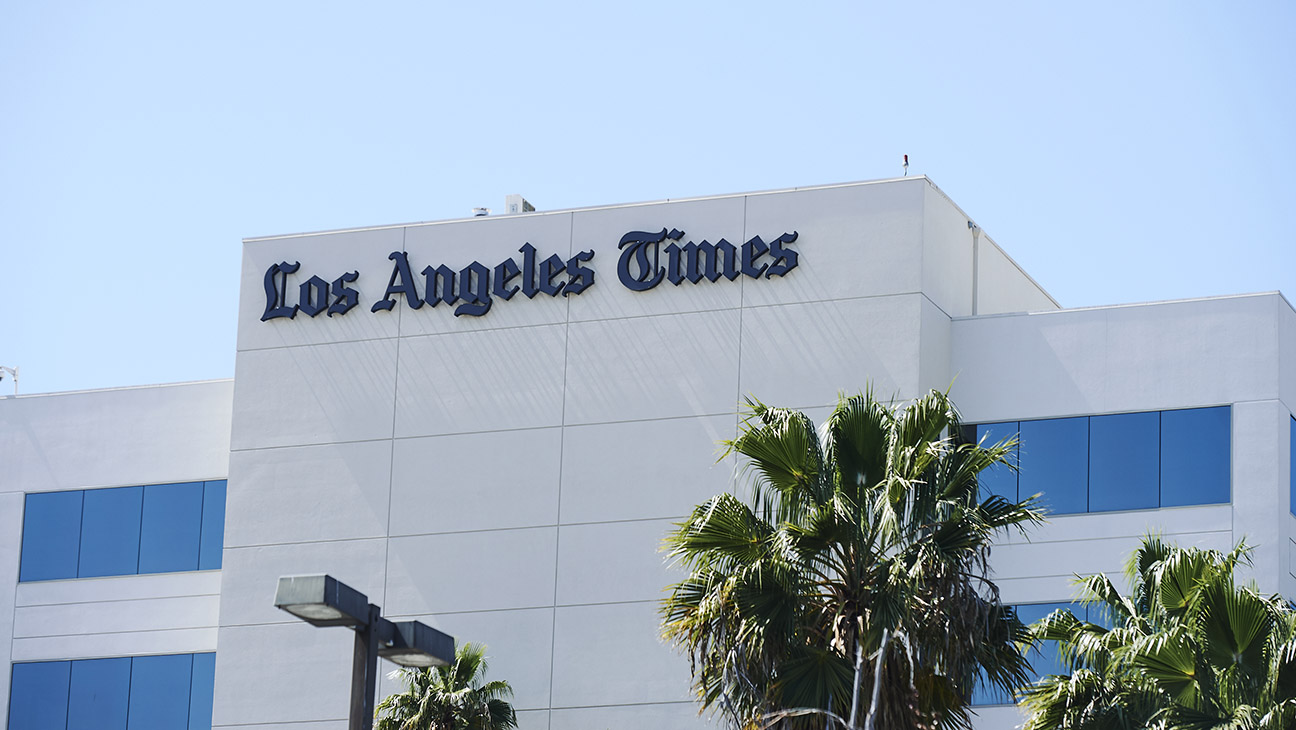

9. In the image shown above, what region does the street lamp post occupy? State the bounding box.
[274,574,455,730]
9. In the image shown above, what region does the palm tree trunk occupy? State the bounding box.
[847,640,864,729]
[862,629,889,730]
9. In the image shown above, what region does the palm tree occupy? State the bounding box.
[1022,536,1296,730]
[661,390,1044,730]
[375,642,518,730]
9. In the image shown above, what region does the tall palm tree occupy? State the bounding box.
[1022,537,1296,730]
[375,642,518,730]
[661,390,1043,730]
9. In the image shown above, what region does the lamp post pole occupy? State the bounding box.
[274,575,455,730]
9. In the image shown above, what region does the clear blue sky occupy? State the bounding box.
[3,1,1293,395]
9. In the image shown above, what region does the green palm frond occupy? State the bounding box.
[662,389,1044,730]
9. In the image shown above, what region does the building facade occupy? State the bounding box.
[4,176,1296,729]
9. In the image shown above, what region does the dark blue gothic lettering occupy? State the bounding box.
[666,239,739,285]
[519,243,539,299]
[539,254,566,297]
[455,262,492,317]
[328,272,359,317]
[261,261,301,321]
[298,276,331,317]
[493,259,521,301]
[741,236,769,279]
[422,264,458,308]
[765,231,800,277]
[564,250,595,296]
[371,251,423,312]
[616,229,669,291]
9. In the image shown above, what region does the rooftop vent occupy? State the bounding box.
[472,207,490,217]
[504,195,535,215]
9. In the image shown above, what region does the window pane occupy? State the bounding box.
[139,483,203,574]
[1017,603,1073,682]
[68,658,130,730]
[1019,418,1088,515]
[1089,412,1159,512]
[188,653,216,730]
[1291,417,1295,517]
[79,486,143,578]
[976,423,1018,503]
[199,481,227,571]
[1161,407,1230,507]
[128,655,193,730]
[20,491,83,582]
[9,661,71,729]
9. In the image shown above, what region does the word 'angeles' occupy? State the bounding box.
[261,228,799,321]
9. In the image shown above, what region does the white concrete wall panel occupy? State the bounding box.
[740,180,925,308]
[919,295,954,395]
[555,518,681,606]
[400,213,574,337]
[226,440,393,547]
[1232,401,1288,593]
[390,428,562,535]
[393,326,567,438]
[231,340,399,450]
[1280,298,1296,415]
[974,235,1058,315]
[218,539,388,627]
[549,702,717,730]
[14,571,221,606]
[549,601,692,708]
[951,295,1282,422]
[563,310,742,424]
[567,196,747,322]
[14,594,218,639]
[383,528,558,615]
[739,295,922,410]
[238,226,405,352]
[0,381,233,494]
[12,628,218,663]
[212,622,355,726]
[379,608,555,712]
[0,492,21,722]
[921,183,977,318]
[558,416,737,524]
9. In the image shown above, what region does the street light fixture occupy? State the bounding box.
[274,574,454,730]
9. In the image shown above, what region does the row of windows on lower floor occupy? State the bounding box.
[20,480,226,583]
[968,406,1230,514]
[8,653,215,730]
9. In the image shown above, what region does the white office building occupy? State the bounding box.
[3,176,1295,729]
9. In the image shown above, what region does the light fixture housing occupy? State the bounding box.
[379,620,455,668]
[273,574,370,627]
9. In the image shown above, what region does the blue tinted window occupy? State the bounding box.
[976,423,1018,503]
[1019,418,1088,515]
[1291,418,1296,517]
[79,486,143,578]
[1089,412,1159,512]
[20,491,83,581]
[68,657,131,730]
[139,482,203,574]
[199,480,226,570]
[128,655,193,730]
[9,661,71,729]
[189,653,216,730]
[1017,603,1073,682]
[1161,407,1230,507]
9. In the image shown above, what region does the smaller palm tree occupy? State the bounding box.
[1021,536,1296,730]
[375,642,518,730]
